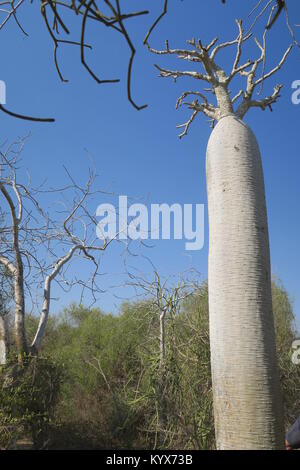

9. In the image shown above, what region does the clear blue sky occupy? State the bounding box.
[1,1,300,327]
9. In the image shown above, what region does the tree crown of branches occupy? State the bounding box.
[147,15,292,138]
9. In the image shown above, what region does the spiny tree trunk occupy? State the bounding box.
[206,115,284,449]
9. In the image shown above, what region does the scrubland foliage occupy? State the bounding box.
[0,280,299,449]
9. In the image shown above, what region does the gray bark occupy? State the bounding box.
[14,263,27,363]
[206,115,284,449]
[0,314,9,365]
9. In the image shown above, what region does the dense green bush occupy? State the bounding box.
[0,279,299,449]
[0,356,64,449]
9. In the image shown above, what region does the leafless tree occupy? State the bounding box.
[0,138,117,365]
[124,266,200,447]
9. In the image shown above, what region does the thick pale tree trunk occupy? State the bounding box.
[206,115,284,449]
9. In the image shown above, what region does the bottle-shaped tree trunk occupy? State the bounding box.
[206,115,284,449]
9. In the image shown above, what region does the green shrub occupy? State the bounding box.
[1,279,298,450]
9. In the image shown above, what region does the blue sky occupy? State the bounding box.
[1,0,300,327]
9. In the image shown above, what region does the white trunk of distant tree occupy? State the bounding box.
[0,182,28,364]
[147,18,292,449]
[0,314,9,365]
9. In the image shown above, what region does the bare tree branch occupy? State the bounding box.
[154,63,210,83]
[247,0,300,48]
[0,104,55,123]
[0,0,150,113]
[255,44,293,85]
[144,0,168,46]
[148,17,292,137]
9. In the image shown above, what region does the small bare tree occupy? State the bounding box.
[126,267,199,448]
[0,262,13,365]
[0,139,115,366]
